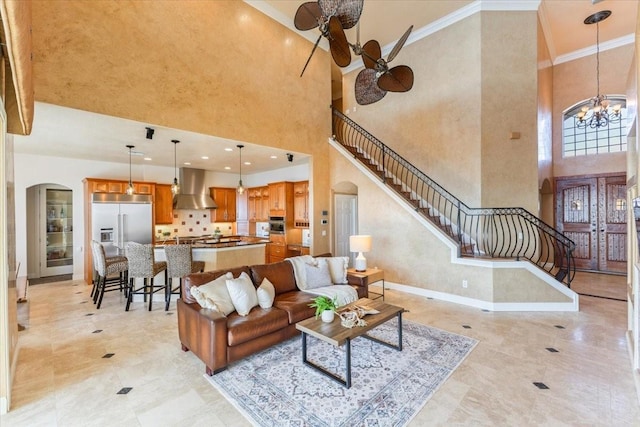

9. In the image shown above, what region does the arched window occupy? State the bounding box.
[562,95,627,157]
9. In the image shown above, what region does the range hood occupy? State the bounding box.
[173,168,217,210]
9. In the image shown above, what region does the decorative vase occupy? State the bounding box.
[321,310,335,323]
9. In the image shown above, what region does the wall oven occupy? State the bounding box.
[268,216,285,234]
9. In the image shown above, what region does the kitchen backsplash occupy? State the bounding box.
[155,209,233,237]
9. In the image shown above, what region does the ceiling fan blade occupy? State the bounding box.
[378,65,414,92]
[362,39,381,69]
[336,0,364,29]
[328,16,351,67]
[355,68,387,105]
[387,25,413,63]
[294,2,322,31]
[300,34,323,77]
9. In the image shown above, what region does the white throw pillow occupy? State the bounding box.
[304,258,333,289]
[256,277,275,309]
[226,271,259,316]
[189,272,235,315]
[324,256,349,284]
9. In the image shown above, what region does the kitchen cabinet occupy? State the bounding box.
[248,186,270,222]
[293,180,309,228]
[210,187,237,222]
[268,181,293,217]
[91,180,124,194]
[134,182,154,194]
[155,184,174,224]
[259,186,270,221]
[268,233,287,263]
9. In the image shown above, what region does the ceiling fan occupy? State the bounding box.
[354,25,414,105]
[294,0,364,76]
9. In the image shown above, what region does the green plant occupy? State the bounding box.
[308,295,337,319]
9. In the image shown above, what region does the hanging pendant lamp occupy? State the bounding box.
[171,139,180,195]
[125,145,135,195]
[237,144,245,194]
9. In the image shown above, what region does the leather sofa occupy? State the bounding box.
[177,258,368,375]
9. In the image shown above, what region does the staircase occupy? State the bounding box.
[331,108,576,288]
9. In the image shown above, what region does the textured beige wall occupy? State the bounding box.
[342,13,483,206]
[553,45,633,178]
[30,0,333,254]
[480,12,538,212]
[537,16,554,231]
[493,269,571,303]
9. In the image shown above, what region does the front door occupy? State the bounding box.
[555,174,627,274]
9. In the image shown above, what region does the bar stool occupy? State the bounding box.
[125,242,167,311]
[164,244,205,310]
[90,244,128,300]
[90,240,128,309]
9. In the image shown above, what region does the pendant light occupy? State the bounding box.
[237,144,245,194]
[171,139,180,195]
[125,145,135,195]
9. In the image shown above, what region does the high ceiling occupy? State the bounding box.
[13,0,638,174]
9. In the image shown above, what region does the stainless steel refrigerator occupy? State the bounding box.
[91,193,153,257]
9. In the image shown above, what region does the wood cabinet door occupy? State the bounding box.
[155,184,174,224]
[293,181,309,226]
[269,183,284,211]
[260,187,270,220]
[134,182,154,194]
[556,174,627,274]
[225,189,237,222]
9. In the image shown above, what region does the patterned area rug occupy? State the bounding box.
[204,319,477,426]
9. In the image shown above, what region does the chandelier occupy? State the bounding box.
[576,10,622,129]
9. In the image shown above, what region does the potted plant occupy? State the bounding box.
[309,295,337,323]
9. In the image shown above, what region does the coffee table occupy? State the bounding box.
[295,297,404,388]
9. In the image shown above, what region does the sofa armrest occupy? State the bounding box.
[347,272,369,299]
[177,298,229,374]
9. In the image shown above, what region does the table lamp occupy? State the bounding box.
[350,235,372,272]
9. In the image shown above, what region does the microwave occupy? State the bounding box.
[269,216,285,234]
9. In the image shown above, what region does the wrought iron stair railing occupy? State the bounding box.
[331,107,575,287]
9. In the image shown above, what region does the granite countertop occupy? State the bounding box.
[155,235,270,249]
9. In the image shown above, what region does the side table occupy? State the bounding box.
[347,267,385,301]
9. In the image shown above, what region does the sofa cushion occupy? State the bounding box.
[273,291,316,323]
[250,261,297,295]
[257,278,275,309]
[226,307,289,346]
[183,266,251,304]
[304,258,333,289]
[226,272,259,316]
[189,272,235,315]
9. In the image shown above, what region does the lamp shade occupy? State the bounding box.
[350,235,372,253]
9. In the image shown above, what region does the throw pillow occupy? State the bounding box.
[256,277,275,309]
[226,271,259,316]
[189,272,235,315]
[324,256,349,284]
[304,258,333,289]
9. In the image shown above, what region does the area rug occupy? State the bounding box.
[204,318,478,426]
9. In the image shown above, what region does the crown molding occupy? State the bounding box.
[554,34,635,65]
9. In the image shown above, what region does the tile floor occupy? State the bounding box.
[1,272,639,426]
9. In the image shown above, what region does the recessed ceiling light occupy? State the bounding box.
[143,157,152,161]
[244,161,251,165]
[184,162,191,165]
[224,166,231,170]
[224,148,233,152]
[270,155,277,159]
[201,156,209,160]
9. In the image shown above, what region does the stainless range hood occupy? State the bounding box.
[173,168,217,210]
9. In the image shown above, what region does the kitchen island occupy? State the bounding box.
[154,236,269,273]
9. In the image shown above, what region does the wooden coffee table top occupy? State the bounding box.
[295,298,404,347]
